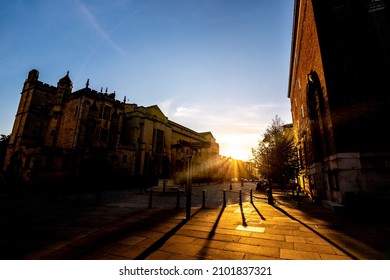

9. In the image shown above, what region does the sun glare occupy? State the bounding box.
[225,144,250,161]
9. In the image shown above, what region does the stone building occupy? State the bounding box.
[3,69,220,189]
[288,0,390,207]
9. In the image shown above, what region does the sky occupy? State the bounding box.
[0,0,294,161]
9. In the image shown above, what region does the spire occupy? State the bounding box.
[86,79,90,89]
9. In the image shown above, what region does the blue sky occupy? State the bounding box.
[0,0,294,161]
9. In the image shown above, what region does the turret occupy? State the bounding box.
[55,71,73,104]
[27,69,39,82]
[23,69,39,90]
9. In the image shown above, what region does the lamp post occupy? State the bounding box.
[186,154,193,220]
[264,141,273,205]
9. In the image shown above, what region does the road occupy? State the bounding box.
[68,181,267,209]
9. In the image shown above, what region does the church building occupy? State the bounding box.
[3,69,220,189]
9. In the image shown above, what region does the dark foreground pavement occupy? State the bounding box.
[1,185,389,260]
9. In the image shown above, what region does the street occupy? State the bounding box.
[66,181,267,209]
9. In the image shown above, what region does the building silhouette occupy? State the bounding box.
[288,0,390,208]
[2,69,220,189]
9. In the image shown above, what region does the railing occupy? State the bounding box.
[146,187,267,210]
[63,183,271,210]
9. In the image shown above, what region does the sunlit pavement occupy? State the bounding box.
[0,182,389,260]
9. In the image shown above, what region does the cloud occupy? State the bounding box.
[158,98,291,160]
[173,106,201,117]
[158,98,174,115]
[74,0,130,59]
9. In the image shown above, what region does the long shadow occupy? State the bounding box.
[239,204,248,226]
[272,203,359,260]
[195,206,226,259]
[269,191,389,259]
[135,208,203,260]
[208,206,225,238]
[250,202,266,221]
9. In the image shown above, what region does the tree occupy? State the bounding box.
[252,116,299,186]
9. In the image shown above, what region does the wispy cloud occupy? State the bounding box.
[158,98,174,115]
[74,0,130,59]
[161,99,291,159]
[173,106,200,117]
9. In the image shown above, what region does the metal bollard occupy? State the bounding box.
[202,189,206,208]
[250,189,253,204]
[148,189,153,209]
[223,189,226,208]
[267,188,274,205]
[239,189,242,205]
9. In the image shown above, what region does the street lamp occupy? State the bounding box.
[263,141,273,205]
[186,154,193,220]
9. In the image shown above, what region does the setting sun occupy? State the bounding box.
[219,133,256,162]
[224,144,251,161]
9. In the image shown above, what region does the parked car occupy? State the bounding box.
[256,179,268,191]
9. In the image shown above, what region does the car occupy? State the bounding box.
[256,179,268,191]
[231,178,238,182]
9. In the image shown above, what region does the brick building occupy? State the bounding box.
[2,69,220,189]
[288,0,390,207]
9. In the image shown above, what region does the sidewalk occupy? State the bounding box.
[1,189,389,260]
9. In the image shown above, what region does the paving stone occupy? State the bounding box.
[294,242,337,254]
[1,187,388,260]
[224,243,280,258]
[175,229,210,239]
[239,236,294,250]
[192,238,228,250]
[165,235,197,244]
[244,253,282,260]
[118,236,147,246]
[207,233,241,243]
[280,248,321,260]
[235,225,265,233]
[145,250,173,260]
[159,242,203,257]
[197,247,245,260]
[250,232,286,241]
[319,253,352,260]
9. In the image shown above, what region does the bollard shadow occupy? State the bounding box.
[135,207,202,260]
[208,206,225,238]
[250,202,266,221]
[239,204,248,227]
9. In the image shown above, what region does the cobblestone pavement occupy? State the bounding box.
[1,182,389,260]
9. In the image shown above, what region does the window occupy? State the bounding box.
[153,129,164,155]
[103,106,111,120]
